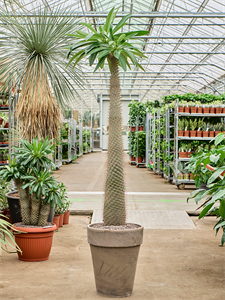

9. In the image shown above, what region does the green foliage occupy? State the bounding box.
[162,93,225,104]
[134,131,146,158]
[128,132,136,156]
[0,181,10,211]
[67,7,148,72]
[187,133,225,245]
[0,214,22,255]
[190,119,198,131]
[0,138,63,226]
[178,119,184,131]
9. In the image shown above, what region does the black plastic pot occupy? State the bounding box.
[6,191,22,224]
[7,191,55,224]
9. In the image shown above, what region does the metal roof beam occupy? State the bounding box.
[10,12,225,18]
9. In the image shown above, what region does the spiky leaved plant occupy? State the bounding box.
[67,7,147,226]
[0,138,62,226]
[0,5,83,141]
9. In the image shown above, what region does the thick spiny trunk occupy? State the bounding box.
[103,55,126,226]
[15,179,31,225]
[38,202,50,226]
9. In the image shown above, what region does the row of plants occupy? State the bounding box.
[0,94,9,109]
[162,92,225,104]
[178,118,225,137]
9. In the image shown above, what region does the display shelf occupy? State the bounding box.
[178,136,214,140]
[179,113,225,117]
[178,158,191,162]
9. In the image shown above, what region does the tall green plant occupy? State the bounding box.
[0,138,63,226]
[0,6,83,141]
[67,7,147,226]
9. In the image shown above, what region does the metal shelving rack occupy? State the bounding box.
[76,122,83,157]
[61,119,73,164]
[173,100,225,189]
[152,110,157,173]
[164,108,174,182]
[145,112,152,168]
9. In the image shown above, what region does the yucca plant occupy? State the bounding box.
[0,6,83,141]
[0,138,63,226]
[67,7,147,226]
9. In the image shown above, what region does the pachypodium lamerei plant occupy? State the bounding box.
[0,138,63,226]
[67,7,147,226]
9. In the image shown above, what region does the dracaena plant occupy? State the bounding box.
[67,7,147,226]
[0,138,63,226]
[187,133,225,246]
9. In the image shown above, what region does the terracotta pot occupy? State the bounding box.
[0,160,7,164]
[130,126,136,132]
[203,108,210,114]
[215,131,222,136]
[216,107,222,114]
[1,208,11,223]
[189,130,197,137]
[179,151,186,158]
[138,157,143,163]
[190,107,197,113]
[184,107,190,113]
[222,108,225,113]
[59,213,64,227]
[0,119,3,125]
[87,224,143,298]
[184,131,189,137]
[209,131,215,137]
[53,215,60,230]
[202,131,209,137]
[178,107,184,113]
[13,223,57,261]
[187,151,192,158]
[209,107,215,114]
[197,131,202,137]
[197,107,203,113]
[178,130,184,136]
[138,126,144,131]
[131,156,135,162]
[4,122,9,128]
[63,211,70,225]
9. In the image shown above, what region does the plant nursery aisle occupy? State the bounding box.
[54,151,198,229]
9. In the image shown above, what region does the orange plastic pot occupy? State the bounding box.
[53,215,60,230]
[178,107,184,113]
[63,211,70,225]
[59,214,64,227]
[12,223,57,262]
[138,157,143,163]
[138,126,144,131]
[130,126,136,132]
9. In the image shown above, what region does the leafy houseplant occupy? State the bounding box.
[190,119,197,137]
[187,133,225,246]
[0,138,63,261]
[133,131,146,161]
[67,7,147,297]
[128,100,138,129]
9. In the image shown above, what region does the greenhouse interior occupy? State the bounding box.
[1,0,225,299]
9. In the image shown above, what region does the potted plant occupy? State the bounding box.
[184,119,190,137]
[134,131,146,163]
[197,103,203,114]
[190,119,197,137]
[128,100,138,131]
[203,104,210,114]
[190,102,197,114]
[178,102,185,113]
[202,123,209,137]
[0,137,63,261]
[178,118,184,136]
[0,180,11,222]
[208,124,215,137]
[197,118,204,137]
[137,102,146,131]
[184,103,190,113]
[67,7,147,297]
[215,123,222,136]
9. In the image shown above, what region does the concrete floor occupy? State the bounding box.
[1,151,225,300]
[1,216,224,300]
[54,152,198,213]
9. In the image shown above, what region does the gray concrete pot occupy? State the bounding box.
[87,224,144,298]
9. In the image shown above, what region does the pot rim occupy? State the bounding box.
[6,191,19,199]
[87,223,144,247]
[12,222,57,233]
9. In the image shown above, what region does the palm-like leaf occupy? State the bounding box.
[67,8,148,72]
[68,7,148,226]
[0,6,83,141]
